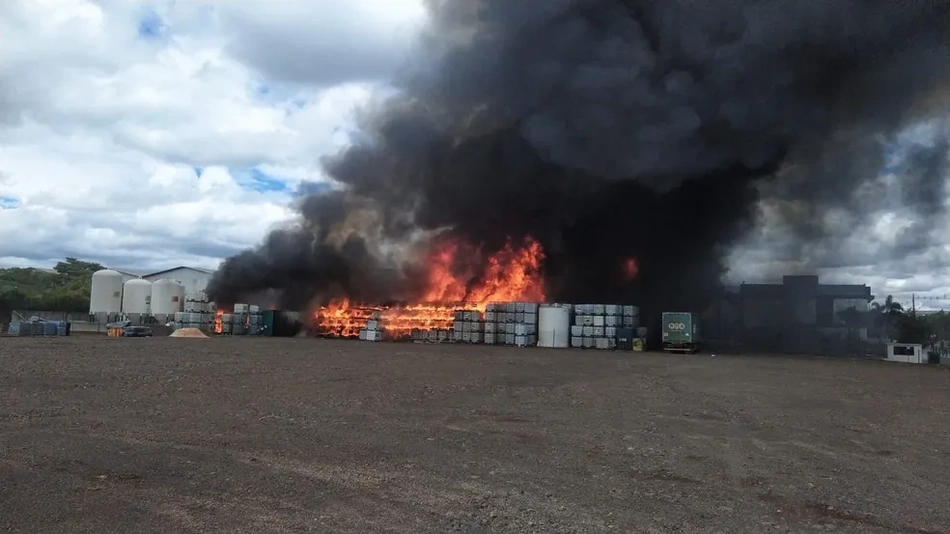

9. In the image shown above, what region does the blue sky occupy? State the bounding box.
[136,8,165,40]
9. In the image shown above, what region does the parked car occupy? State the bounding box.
[122,326,153,337]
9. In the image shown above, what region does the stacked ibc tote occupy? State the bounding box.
[223,304,263,335]
[454,310,486,343]
[484,303,538,346]
[570,304,645,350]
[175,292,214,331]
[358,312,384,341]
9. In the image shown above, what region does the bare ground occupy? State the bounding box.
[0,336,948,534]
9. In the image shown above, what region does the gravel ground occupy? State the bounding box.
[1,336,948,534]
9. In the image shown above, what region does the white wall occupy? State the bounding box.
[886,343,925,364]
[117,272,139,284]
[143,268,212,294]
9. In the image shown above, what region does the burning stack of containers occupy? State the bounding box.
[452,309,485,343]
[571,304,642,350]
[484,302,538,346]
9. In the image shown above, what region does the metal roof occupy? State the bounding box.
[142,266,215,278]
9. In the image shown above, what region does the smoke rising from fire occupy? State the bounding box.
[209,0,950,318]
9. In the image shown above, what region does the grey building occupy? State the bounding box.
[739,275,872,354]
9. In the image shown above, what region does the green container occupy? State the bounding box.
[661,312,701,352]
[262,310,276,336]
[261,310,302,337]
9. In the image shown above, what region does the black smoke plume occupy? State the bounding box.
[209,0,950,324]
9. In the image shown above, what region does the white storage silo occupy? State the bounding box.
[538,303,573,348]
[90,269,124,314]
[122,279,152,315]
[151,279,185,316]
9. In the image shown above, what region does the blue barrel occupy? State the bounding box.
[11,322,33,336]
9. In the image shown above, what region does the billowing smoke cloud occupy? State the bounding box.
[209,0,950,322]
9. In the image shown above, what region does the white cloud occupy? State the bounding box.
[0,0,425,271]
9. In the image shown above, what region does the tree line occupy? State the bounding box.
[0,258,103,322]
[865,295,950,346]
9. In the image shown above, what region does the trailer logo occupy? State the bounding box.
[667,322,686,331]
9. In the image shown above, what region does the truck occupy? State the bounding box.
[661,312,701,353]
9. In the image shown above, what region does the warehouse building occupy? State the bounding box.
[140,266,213,294]
[739,275,872,354]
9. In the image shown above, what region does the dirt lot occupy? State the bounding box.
[1,336,948,534]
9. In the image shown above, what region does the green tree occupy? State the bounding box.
[894,312,932,345]
[869,295,904,340]
[0,257,105,315]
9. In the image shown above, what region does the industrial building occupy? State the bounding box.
[88,266,215,322]
[738,275,872,353]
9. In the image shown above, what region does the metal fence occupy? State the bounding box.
[12,310,91,323]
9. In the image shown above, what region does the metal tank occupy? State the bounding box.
[151,279,185,316]
[538,304,573,348]
[121,279,152,315]
[89,269,124,314]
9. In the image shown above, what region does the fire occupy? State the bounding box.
[315,236,547,338]
[422,237,546,306]
[316,299,459,339]
[622,257,639,281]
[213,304,233,335]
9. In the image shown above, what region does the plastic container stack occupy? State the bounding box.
[247,305,262,335]
[425,328,453,343]
[571,304,641,350]
[359,311,384,342]
[484,302,538,346]
[7,319,69,337]
[220,313,233,335]
[622,306,641,329]
[453,310,484,343]
[232,304,248,335]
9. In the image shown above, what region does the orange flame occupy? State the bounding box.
[422,237,546,306]
[214,309,224,334]
[622,257,639,281]
[316,299,460,339]
[315,236,547,338]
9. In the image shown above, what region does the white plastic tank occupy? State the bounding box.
[151,279,185,315]
[122,279,152,314]
[89,269,124,313]
[538,303,573,348]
